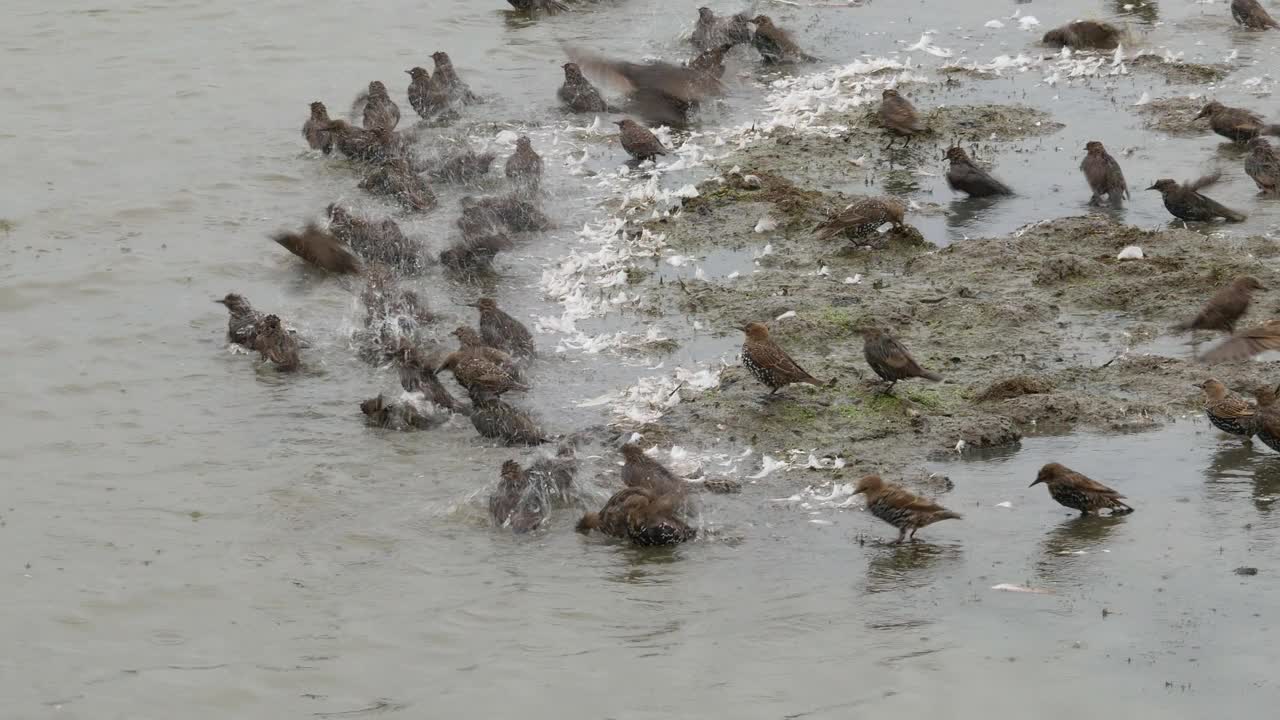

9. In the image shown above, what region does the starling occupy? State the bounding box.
[457,194,551,235]
[944,146,1013,197]
[272,222,362,274]
[621,443,686,496]
[750,15,819,64]
[489,460,548,533]
[439,351,527,397]
[396,344,466,414]
[432,51,480,105]
[1253,386,1280,452]
[327,204,422,271]
[1080,140,1129,205]
[1233,0,1280,29]
[1198,378,1260,440]
[878,89,925,148]
[362,264,436,330]
[688,43,735,83]
[215,293,264,348]
[469,395,551,445]
[615,118,668,163]
[813,196,906,241]
[565,47,720,126]
[1030,463,1133,516]
[505,136,543,189]
[360,80,400,131]
[1245,137,1280,194]
[739,321,828,394]
[507,0,568,13]
[527,444,578,506]
[359,158,438,213]
[1173,275,1265,334]
[452,326,522,377]
[558,62,613,114]
[1147,175,1246,223]
[853,475,960,544]
[252,314,301,371]
[576,487,696,546]
[406,67,450,120]
[302,101,335,154]
[1195,101,1280,144]
[439,233,513,274]
[424,148,495,185]
[691,7,752,51]
[322,120,403,165]
[468,297,536,358]
[1200,320,1280,364]
[1041,20,1122,50]
[360,394,438,430]
[861,327,942,393]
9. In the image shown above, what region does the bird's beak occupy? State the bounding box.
[1028,479,1042,487]
[1145,183,1158,191]
[214,298,227,305]
[404,69,412,75]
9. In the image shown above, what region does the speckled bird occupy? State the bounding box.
[457,194,550,235]
[813,196,906,241]
[1198,378,1260,440]
[1148,175,1246,223]
[406,67,450,120]
[1245,137,1280,194]
[1030,463,1133,516]
[739,322,828,395]
[879,89,925,148]
[469,297,536,358]
[689,43,734,83]
[327,204,421,272]
[396,344,465,414]
[359,158,437,213]
[215,293,265,349]
[1042,20,1122,50]
[1080,140,1129,205]
[439,350,527,398]
[1196,101,1280,144]
[505,136,543,188]
[361,81,400,131]
[452,326,521,377]
[558,62,612,113]
[861,327,941,393]
[750,15,818,64]
[432,51,480,105]
[439,233,513,274]
[576,487,696,546]
[428,149,495,184]
[691,7,752,51]
[621,443,686,496]
[361,394,438,431]
[252,314,301,372]
[272,222,362,274]
[1174,275,1264,335]
[853,475,960,544]
[615,118,668,163]
[944,146,1012,197]
[302,101,335,154]
[1253,386,1280,452]
[323,120,402,165]
[489,460,547,533]
[507,0,568,13]
[1233,0,1280,29]
[469,395,550,446]
[1200,319,1280,364]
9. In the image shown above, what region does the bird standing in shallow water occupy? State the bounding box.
[1031,463,1133,515]
[1041,20,1122,50]
[691,7,752,51]
[621,443,686,496]
[1198,378,1261,442]
[1148,175,1246,223]
[557,62,612,113]
[359,158,437,213]
[505,136,543,190]
[750,15,818,64]
[1080,141,1129,205]
[1196,101,1280,144]
[252,315,301,372]
[302,101,335,154]
[944,146,1012,197]
[432,51,480,105]
[1252,385,1280,452]
[1245,138,1280,194]
[1200,320,1280,364]
[469,395,550,446]
[615,118,668,163]
[853,475,960,544]
[468,297,536,358]
[861,327,941,394]
[439,351,527,398]
[878,89,925,148]
[215,293,265,348]
[406,67,450,120]
[1173,275,1264,336]
[1232,0,1280,30]
[360,80,400,131]
[739,322,829,396]
[489,460,548,533]
[576,487,696,546]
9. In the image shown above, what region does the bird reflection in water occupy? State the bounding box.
[1035,515,1127,585]
[863,542,961,595]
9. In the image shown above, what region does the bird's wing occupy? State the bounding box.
[1211,393,1256,419]
[884,337,926,374]
[1201,323,1280,363]
[1106,156,1129,196]
[883,487,951,514]
[1062,469,1125,498]
[1187,171,1223,192]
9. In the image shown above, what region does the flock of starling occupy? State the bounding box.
[213,2,1280,547]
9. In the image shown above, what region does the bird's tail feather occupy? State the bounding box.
[921,369,943,382]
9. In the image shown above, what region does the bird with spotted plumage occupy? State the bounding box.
[467,297,536,359]
[853,475,960,544]
[1232,0,1280,30]
[302,101,335,154]
[1245,138,1280,195]
[615,118,668,163]
[738,322,829,396]
[1200,320,1280,364]
[1030,463,1133,516]
[576,486,696,546]
[750,15,818,64]
[252,314,301,372]
[1196,101,1280,145]
[813,196,906,242]
[1198,378,1261,442]
[505,135,543,190]
[489,460,548,533]
[1080,141,1129,205]
[861,327,941,394]
[621,443,686,497]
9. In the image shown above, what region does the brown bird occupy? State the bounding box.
[1173,275,1264,334]
[428,149,496,184]
[432,51,480,105]
[302,101,335,154]
[327,204,422,272]
[439,351,527,398]
[565,47,720,127]
[621,443,686,496]
[576,487,696,546]
[322,120,403,165]
[750,15,818,64]
[215,293,265,348]
[406,67,450,120]
[489,460,547,533]
[878,89,925,148]
[945,146,1013,197]
[396,343,466,414]
[457,194,550,235]
[1147,175,1246,223]
[813,196,906,241]
[252,314,301,371]
[452,326,522,377]
[861,327,941,393]
[615,118,669,163]
[1233,0,1280,29]
[439,233,514,274]
[1030,463,1133,516]
[688,43,735,83]
[360,394,439,430]
[853,475,960,544]
[507,0,568,13]
[1042,20,1122,50]
[272,222,362,274]
[1253,385,1280,452]
[1200,320,1280,364]
[1196,101,1280,144]
[359,158,437,213]
[361,264,436,330]
[1198,378,1260,441]
[468,297,536,358]
[1245,137,1280,194]
[1080,140,1129,205]
[558,62,613,113]
[691,7,752,51]
[527,444,578,506]
[360,80,400,131]
[505,136,543,188]
[738,321,827,395]
[469,395,550,445]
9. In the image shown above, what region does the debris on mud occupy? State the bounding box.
[1129,55,1230,84]
[976,376,1055,403]
[1135,96,1208,136]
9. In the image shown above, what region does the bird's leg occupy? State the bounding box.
[894,528,907,544]
[879,380,897,396]
[903,134,913,148]
[908,528,919,542]
[883,136,895,151]
[1089,193,1101,207]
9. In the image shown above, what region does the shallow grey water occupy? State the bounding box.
[4,0,1280,717]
